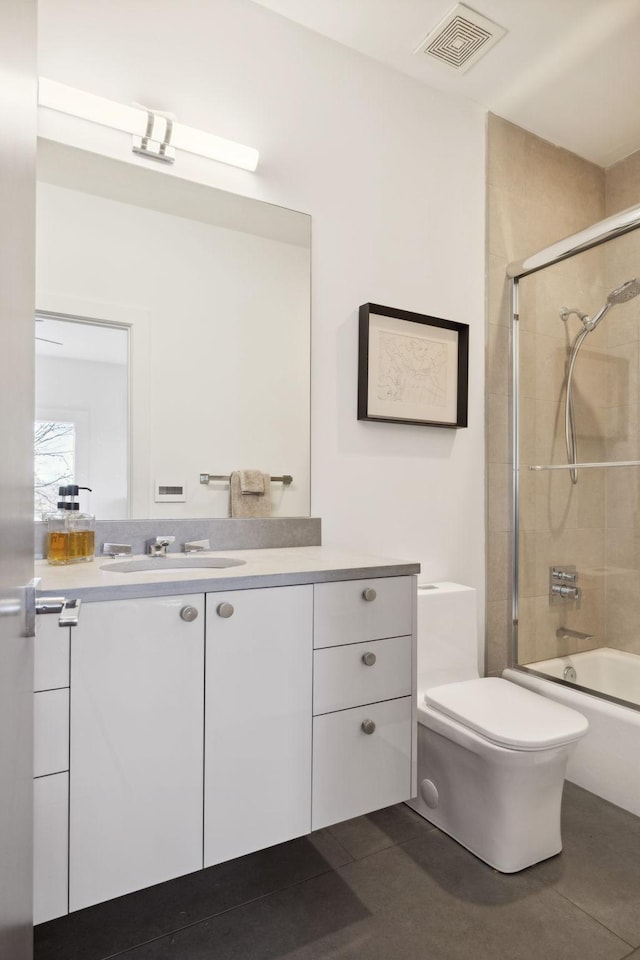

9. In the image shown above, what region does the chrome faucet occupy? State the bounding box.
[556,627,595,644]
[146,536,175,557]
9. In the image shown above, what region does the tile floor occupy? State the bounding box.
[35,783,640,960]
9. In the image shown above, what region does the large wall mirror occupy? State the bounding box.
[35,140,311,521]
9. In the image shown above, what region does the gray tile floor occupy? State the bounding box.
[35,783,640,960]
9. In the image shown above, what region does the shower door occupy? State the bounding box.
[511,218,640,677]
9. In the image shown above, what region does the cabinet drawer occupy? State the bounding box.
[313,577,413,649]
[313,635,412,715]
[34,772,69,925]
[311,696,412,830]
[35,615,70,692]
[34,688,69,777]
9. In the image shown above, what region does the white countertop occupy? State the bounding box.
[36,546,420,602]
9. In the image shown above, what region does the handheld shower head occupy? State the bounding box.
[608,277,640,305]
[583,277,640,331]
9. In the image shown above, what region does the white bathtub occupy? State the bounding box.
[504,647,640,818]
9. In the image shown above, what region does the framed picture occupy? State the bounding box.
[358,303,468,428]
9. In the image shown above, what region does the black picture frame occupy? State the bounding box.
[358,303,468,428]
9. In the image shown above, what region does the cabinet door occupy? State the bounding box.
[69,596,204,911]
[312,697,412,830]
[34,689,69,778]
[34,615,69,692]
[205,585,312,866]
[34,773,68,925]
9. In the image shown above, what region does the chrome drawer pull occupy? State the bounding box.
[361,719,376,735]
[362,652,377,666]
[180,605,199,622]
[362,588,377,602]
[217,602,235,618]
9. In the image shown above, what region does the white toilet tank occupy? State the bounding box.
[417,582,478,691]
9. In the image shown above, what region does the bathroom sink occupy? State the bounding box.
[101,556,246,573]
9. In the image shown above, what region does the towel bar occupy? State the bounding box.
[199,473,293,486]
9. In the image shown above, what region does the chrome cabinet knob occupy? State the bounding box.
[362,652,377,666]
[361,719,376,735]
[217,602,235,618]
[362,588,377,602]
[180,605,199,622]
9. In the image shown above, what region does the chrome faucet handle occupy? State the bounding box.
[183,539,211,553]
[103,543,132,557]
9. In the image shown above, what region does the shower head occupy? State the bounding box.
[607,277,640,304]
[583,277,640,331]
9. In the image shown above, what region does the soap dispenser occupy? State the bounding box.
[66,485,95,563]
[46,486,70,565]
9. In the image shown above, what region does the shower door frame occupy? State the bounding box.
[507,202,640,666]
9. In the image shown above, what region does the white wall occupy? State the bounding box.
[39,0,487,624]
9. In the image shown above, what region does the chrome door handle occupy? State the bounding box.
[21,577,41,638]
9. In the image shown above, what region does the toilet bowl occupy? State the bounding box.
[407,583,588,872]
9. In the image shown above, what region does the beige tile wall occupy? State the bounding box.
[486,114,605,674]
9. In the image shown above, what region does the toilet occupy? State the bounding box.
[406,582,588,872]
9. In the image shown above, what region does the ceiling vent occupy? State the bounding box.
[415,3,506,74]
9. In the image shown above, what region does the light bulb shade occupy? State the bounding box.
[38,78,259,172]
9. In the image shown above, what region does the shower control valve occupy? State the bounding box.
[549,565,581,608]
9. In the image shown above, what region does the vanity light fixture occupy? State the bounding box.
[38,78,259,172]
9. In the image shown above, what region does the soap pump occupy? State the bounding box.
[46,486,71,565]
[66,485,95,563]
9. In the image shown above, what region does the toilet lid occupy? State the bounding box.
[425,677,588,750]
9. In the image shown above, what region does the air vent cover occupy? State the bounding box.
[415,3,506,74]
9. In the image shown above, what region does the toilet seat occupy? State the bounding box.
[425,677,588,751]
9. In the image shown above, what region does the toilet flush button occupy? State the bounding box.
[420,779,439,809]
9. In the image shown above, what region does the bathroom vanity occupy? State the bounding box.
[33,547,418,923]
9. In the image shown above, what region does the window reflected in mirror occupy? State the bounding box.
[35,315,129,520]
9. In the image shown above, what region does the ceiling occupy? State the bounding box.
[250,0,640,168]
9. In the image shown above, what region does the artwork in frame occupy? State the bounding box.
[358,303,469,428]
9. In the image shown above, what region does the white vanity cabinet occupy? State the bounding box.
[311,577,415,830]
[33,614,70,925]
[204,585,313,866]
[33,557,417,920]
[68,595,205,911]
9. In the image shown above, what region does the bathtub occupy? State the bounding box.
[504,648,640,818]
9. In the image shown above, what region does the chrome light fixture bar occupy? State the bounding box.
[38,78,259,172]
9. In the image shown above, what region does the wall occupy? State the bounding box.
[486,114,605,674]
[38,0,487,628]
